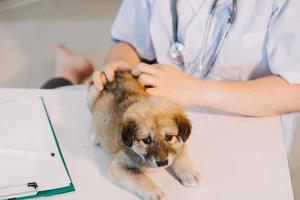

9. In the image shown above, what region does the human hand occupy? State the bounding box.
[132,63,203,107]
[92,61,131,91]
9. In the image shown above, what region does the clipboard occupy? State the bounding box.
[0,97,75,199]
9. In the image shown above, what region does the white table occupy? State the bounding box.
[0,88,294,200]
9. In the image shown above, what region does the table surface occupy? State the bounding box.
[0,88,294,200]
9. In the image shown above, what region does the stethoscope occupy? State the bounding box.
[168,0,237,78]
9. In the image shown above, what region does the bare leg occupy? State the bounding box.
[53,43,94,84]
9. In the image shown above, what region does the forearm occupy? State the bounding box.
[104,42,141,68]
[196,76,300,116]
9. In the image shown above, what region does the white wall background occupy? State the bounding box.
[0,0,120,88]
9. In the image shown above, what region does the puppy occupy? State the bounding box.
[87,71,200,200]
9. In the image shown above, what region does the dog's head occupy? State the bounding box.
[121,97,191,168]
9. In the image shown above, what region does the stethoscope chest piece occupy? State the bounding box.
[168,42,184,65]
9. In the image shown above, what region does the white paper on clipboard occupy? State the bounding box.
[0,98,71,199]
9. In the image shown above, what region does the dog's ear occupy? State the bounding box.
[121,119,137,147]
[175,114,192,142]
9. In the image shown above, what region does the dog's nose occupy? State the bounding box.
[156,159,168,167]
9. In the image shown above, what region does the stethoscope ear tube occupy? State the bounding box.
[171,0,179,43]
[211,0,218,14]
[229,0,237,24]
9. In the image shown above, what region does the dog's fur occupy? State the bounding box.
[87,71,200,200]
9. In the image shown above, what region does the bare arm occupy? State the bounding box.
[133,64,300,117]
[104,42,141,68]
[99,45,300,117]
[199,76,300,116]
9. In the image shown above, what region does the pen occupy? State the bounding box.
[0,147,55,157]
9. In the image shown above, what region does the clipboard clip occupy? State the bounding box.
[27,182,38,190]
[0,182,39,200]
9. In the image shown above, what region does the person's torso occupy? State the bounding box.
[149,0,274,81]
[147,0,297,152]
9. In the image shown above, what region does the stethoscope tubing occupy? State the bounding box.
[171,0,179,43]
[169,0,237,78]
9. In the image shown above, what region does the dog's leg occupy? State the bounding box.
[109,151,164,200]
[168,144,201,187]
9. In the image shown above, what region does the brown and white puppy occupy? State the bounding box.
[87,71,200,200]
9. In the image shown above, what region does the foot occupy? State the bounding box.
[53,43,94,84]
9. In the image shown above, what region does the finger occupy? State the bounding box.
[100,71,109,84]
[103,61,130,82]
[132,63,149,76]
[103,66,115,82]
[138,73,159,87]
[92,71,104,91]
[132,63,160,77]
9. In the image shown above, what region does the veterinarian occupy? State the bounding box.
[92,0,300,153]
[44,0,300,153]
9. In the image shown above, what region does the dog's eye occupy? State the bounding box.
[165,134,174,142]
[142,136,152,145]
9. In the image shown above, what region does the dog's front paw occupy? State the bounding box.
[178,170,201,188]
[140,186,164,200]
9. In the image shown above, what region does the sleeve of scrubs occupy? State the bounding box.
[111,0,155,61]
[266,0,300,84]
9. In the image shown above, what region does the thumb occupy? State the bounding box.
[132,63,151,76]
